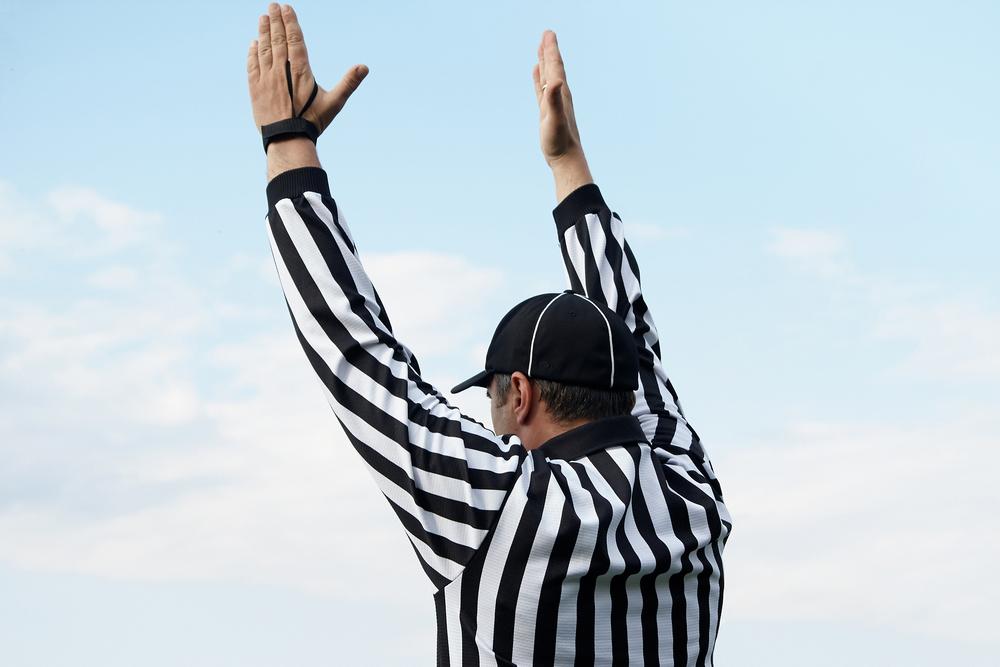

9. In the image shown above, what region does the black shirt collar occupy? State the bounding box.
[534,414,647,461]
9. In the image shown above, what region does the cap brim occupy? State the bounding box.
[450,369,492,394]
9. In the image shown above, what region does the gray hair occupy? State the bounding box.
[492,373,636,424]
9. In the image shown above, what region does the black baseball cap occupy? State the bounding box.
[450,291,640,394]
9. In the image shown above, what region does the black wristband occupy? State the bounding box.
[261,117,320,154]
[260,61,322,154]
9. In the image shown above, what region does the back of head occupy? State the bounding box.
[491,373,635,425]
[453,291,639,446]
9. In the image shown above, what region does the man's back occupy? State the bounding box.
[436,422,727,666]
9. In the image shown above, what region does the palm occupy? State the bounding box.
[540,99,574,157]
[533,31,583,163]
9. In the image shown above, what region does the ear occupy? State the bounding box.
[509,371,535,425]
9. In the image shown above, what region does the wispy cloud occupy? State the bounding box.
[768,228,845,259]
[871,297,1000,380]
[767,227,1000,380]
[723,414,999,644]
[364,251,504,357]
[46,186,161,253]
[746,226,1000,645]
[767,228,852,279]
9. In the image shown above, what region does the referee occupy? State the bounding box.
[248,4,732,665]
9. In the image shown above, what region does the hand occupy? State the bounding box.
[247,3,369,137]
[533,30,586,167]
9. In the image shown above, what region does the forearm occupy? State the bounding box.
[266,137,322,181]
[550,152,594,204]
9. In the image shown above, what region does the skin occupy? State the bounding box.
[487,374,590,450]
[248,4,596,449]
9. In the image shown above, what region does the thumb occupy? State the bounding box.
[330,64,370,104]
[312,64,369,134]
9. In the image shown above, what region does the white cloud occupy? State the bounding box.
[871,297,1000,379]
[363,251,504,357]
[87,265,138,289]
[768,228,845,259]
[767,228,851,278]
[0,180,163,273]
[47,186,160,252]
[720,414,999,645]
[0,330,416,598]
[753,225,1000,645]
[768,227,1000,380]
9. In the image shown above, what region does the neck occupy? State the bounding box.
[521,417,592,450]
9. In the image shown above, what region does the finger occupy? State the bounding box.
[327,64,370,111]
[537,36,546,85]
[543,30,567,85]
[247,39,260,80]
[257,14,272,69]
[282,4,309,69]
[532,63,542,104]
[267,3,288,64]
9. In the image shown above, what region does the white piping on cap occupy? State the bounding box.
[527,293,568,377]
[574,294,615,388]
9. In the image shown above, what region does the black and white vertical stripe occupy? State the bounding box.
[266,168,732,665]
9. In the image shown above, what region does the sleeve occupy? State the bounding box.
[265,167,526,589]
[551,183,723,495]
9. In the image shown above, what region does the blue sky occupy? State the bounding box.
[1,1,998,664]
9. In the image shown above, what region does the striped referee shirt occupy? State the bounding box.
[265,167,732,666]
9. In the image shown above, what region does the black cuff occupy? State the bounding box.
[552,183,609,233]
[266,167,331,209]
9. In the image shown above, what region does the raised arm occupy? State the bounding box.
[533,31,718,483]
[248,4,526,589]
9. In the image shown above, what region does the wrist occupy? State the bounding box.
[549,153,594,204]
[547,147,588,170]
[266,137,321,181]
